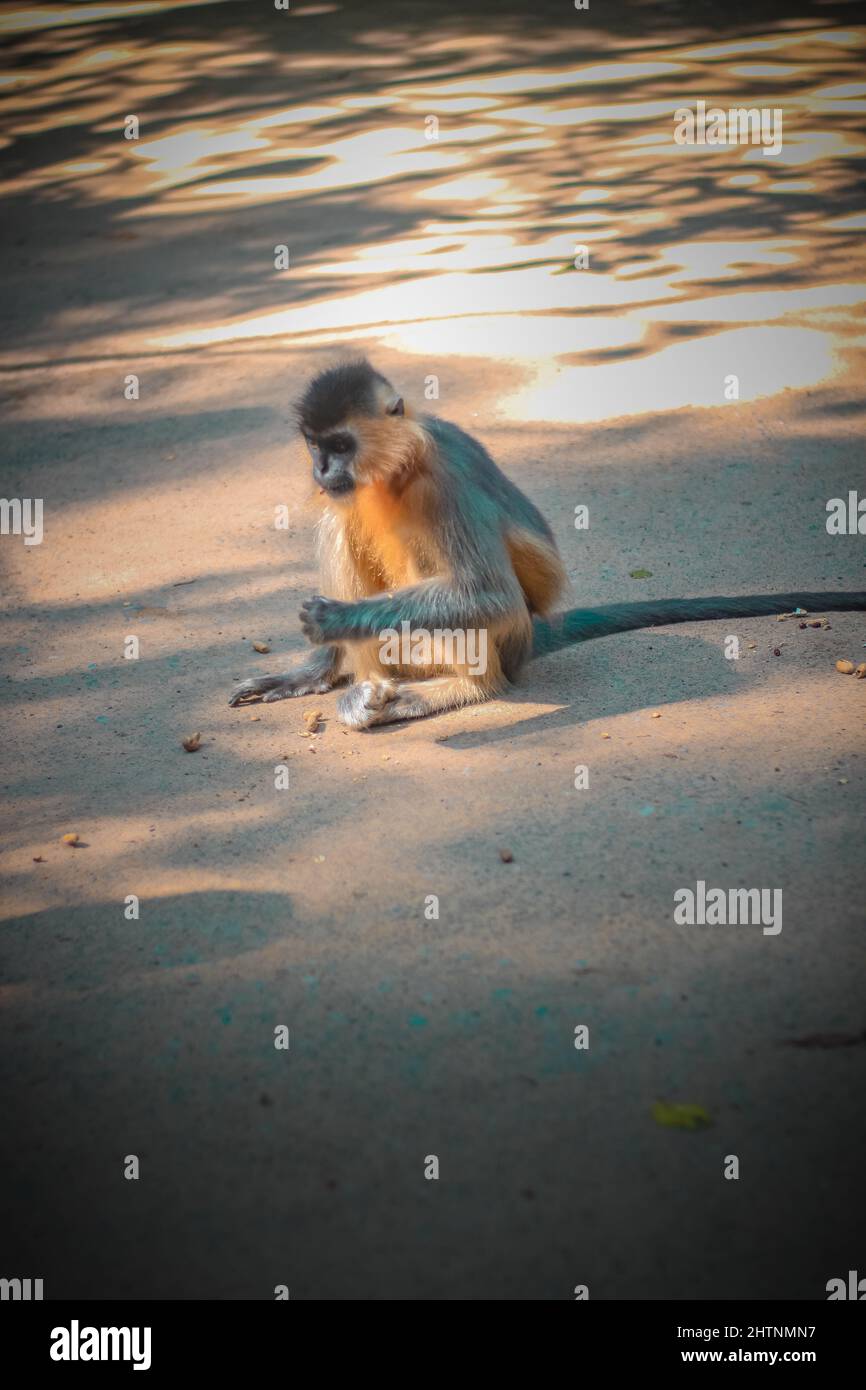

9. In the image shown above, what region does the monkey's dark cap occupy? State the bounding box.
[295,358,390,435]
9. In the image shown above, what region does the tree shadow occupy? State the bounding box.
[0,889,300,992]
[1,0,863,373]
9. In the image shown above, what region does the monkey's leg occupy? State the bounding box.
[342,638,389,685]
[229,643,347,706]
[337,674,493,729]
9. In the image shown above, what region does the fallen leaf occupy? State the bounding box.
[652,1101,712,1130]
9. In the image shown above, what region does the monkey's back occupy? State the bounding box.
[421,415,556,542]
[421,415,565,617]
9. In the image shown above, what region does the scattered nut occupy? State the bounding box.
[600,732,611,739]
[61,833,79,846]
[499,848,514,863]
[252,642,270,654]
[182,732,202,751]
[651,711,661,719]
[835,660,855,675]
[303,709,322,732]
[773,647,781,657]
[856,663,866,679]
[33,855,45,862]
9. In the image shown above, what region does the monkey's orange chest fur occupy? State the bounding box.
[348,481,430,591]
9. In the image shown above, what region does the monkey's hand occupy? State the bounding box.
[228,645,345,706]
[299,595,352,645]
[229,672,332,705]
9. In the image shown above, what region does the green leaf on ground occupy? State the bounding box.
[652,1101,712,1130]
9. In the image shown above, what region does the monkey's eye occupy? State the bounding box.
[324,432,354,456]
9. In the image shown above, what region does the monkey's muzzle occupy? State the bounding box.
[316,474,355,497]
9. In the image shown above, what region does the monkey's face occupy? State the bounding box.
[295,359,411,499]
[303,428,358,498]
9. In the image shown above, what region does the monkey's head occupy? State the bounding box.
[295,358,420,500]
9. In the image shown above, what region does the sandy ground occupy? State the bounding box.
[1,0,865,1299]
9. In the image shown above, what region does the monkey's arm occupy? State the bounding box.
[300,577,522,645]
[301,503,524,644]
[531,591,866,658]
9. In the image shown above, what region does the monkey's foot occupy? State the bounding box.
[229,672,337,706]
[337,679,427,728]
[337,679,398,728]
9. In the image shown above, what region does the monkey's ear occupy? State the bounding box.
[386,396,404,417]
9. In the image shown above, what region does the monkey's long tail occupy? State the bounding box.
[531,591,866,659]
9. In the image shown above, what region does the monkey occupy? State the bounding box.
[230,358,566,727]
[229,358,866,728]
